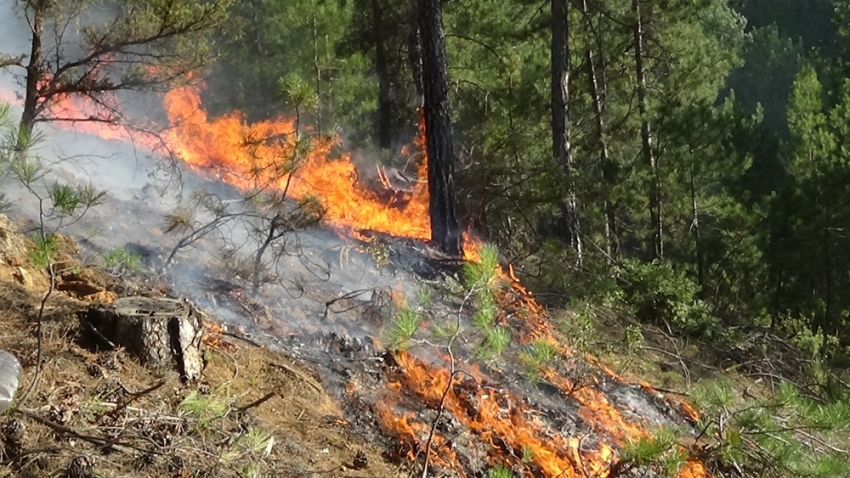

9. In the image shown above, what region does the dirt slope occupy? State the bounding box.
[0,215,400,478]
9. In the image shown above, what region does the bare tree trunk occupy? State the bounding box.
[820,175,832,354]
[372,0,393,150]
[551,0,582,265]
[249,0,265,55]
[311,3,323,131]
[593,48,619,261]
[19,1,45,150]
[408,0,424,106]
[632,0,662,260]
[689,164,704,288]
[419,0,462,257]
[581,0,617,261]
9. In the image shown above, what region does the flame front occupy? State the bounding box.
[387,351,611,477]
[0,82,709,478]
[161,86,434,244]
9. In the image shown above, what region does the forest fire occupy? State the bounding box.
[0,82,708,477]
[160,85,436,246]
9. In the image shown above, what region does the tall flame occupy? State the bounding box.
[161,86,435,245]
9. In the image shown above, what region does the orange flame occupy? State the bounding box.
[0,81,709,478]
[160,85,439,246]
[389,350,610,477]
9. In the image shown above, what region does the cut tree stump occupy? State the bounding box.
[81,297,206,381]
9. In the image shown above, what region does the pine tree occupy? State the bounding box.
[2,0,230,150]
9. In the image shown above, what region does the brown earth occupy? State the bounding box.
[0,215,402,478]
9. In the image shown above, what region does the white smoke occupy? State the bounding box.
[0,0,423,346]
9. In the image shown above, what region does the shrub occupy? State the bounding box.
[617,260,718,339]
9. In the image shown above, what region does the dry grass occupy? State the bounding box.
[0,216,399,478]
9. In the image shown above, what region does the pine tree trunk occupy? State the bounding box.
[632,0,663,260]
[372,0,393,150]
[820,174,832,354]
[690,165,704,288]
[19,1,45,151]
[249,0,264,55]
[581,0,617,260]
[551,0,582,264]
[419,0,462,257]
[311,4,323,131]
[408,0,424,105]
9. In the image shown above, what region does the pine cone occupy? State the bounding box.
[2,417,25,443]
[67,455,94,478]
[1,417,25,458]
[86,363,103,378]
[352,450,368,470]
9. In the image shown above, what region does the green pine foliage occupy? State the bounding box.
[692,378,850,477]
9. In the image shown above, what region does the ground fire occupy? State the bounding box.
[0,81,709,477]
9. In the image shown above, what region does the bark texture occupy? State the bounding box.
[551,0,582,263]
[581,0,619,260]
[419,0,462,257]
[82,297,206,381]
[632,0,663,259]
[20,0,45,148]
[372,0,394,150]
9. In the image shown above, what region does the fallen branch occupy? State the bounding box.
[106,380,166,418]
[235,392,276,413]
[17,409,114,449]
[82,319,118,349]
[220,330,263,348]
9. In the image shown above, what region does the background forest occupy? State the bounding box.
[207,0,850,362]
[1,0,850,476]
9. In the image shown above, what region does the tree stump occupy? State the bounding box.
[81,297,206,381]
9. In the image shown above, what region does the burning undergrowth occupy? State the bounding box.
[48,171,710,477]
[0,78,712,477]
[293,242,709,478]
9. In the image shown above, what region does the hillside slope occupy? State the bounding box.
[0,215,400,478]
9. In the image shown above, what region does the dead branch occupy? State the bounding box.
[219,330,263,348]
[16,261,58,406]
[81,319,118,349]
[420,286,476,478]
[235,392,276,413]
[17,409,117,450]
[105,380,166,419]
